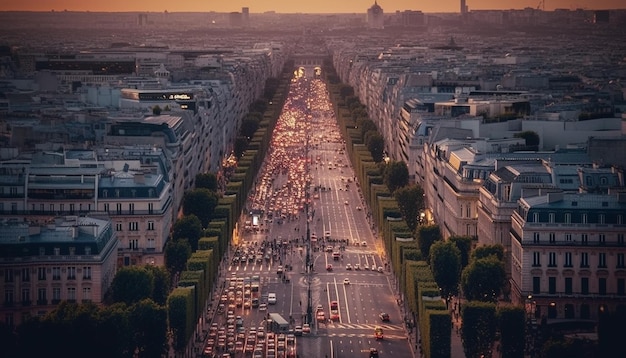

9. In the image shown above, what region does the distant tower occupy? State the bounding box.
[367,1,384,29]
[137,13,148,26]
[460,0,467,15]
[242,7,249,26]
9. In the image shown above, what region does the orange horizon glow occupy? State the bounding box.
[0,0,624,14]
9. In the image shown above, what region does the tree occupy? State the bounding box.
[165,238,192,275]
[449,235,473,269]
[152,105,162,115]
[144,265,171,306]
[110,266,155,305]
[234,136,249,158]
[383,160,409,193]
[471,244,505,262]
[240,116,260,139]
[365,131,384,162]
[416,224,441,259]
[430,241,461,297]
[514,130,540,147]
[461,256,506,302]
[99,303,133,358]
[182,188,218,227]
[129,299,168,358]
[394,184,425,231]
[461,301,497,358]
[172,214,203,250]
[497,305,525,358]
[339,84,354,100]
[356,118,376,139]
[195,172,218,191]
[249,99,267,113]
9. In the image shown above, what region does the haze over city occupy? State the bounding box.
[0,0,624,13]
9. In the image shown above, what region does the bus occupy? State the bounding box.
[269,313,290,333]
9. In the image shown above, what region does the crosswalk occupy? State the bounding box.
[322,332,407,339]
[328,323,403,331]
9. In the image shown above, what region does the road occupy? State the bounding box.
[203,76,414,358]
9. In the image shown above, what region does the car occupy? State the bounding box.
[326,264,333,271]
[356,206,362,211]
[369,347,379,358]
[267,293,277,304]
[371,264,377,271]
[325,246,333,252]
[302,323,311,334]
[379,312,390,322]
[258,303,267,311]
[330,310,339,321]
[344,201,349,205]
[276,265,284,275]
[343,278,350,285]
[378,266,384,273]
[361,241,367,246]
[346,263,352,270]
[354,263,361,270]
[330,301,338,310]
[243,300,251,309]
[294,325,303,336]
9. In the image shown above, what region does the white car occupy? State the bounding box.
[267,293,277,304]
[343,278,350,285]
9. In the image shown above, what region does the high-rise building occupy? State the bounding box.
[461,0,467,15]
[366,1,384,29]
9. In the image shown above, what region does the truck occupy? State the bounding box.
[269,313,290,333]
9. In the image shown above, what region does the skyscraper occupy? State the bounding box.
[460,0,467,15]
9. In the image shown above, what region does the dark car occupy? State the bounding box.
[379,312,390,322]
[369,347,379,358]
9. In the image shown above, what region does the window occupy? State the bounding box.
[548,252,557,267]
[21,268,30,282]
[618,253,625,268]
[619,234,625,246]
[4,289,13,304]
[599,214,605,224]
[130,239,138,250]
[129,203,134,214]
[533,213,539,222]
[147,221,155,231]
[52,267,60,280]
[549,233,555,243]
[548,213,555,223]
[104,203,109,212]
[116,203,122,214]
[37,288,47,303]
[533,233,540,243]
[581,277,589,295]
[67,287,76,301]
[581,253,589,268]
[4,269,13,283]
[82,287,91,302]
[618,215,623,225]
[565,233,572,242]
[116,222,123,232]
[83,267,91,280]
[548,277,556,294]
[598,253,607,268]
[581,213,587,224]
[599,234,606,246]
[129,222,139,231]
[599,278,607,295]
[38,267,46,280]
[147,238,155,249]
[618,279,625,296]
[52,288,61,302]
[533,277,540,294]
[21,288,30,304]
[67,267,76,280]
[565,213,571,224]
[148,203,154,214]
[564,252,573,267]
[581,234,588,245]
[565,278,573,295]
[533,252,541,267]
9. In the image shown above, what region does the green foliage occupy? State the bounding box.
[394,184,425,231]
[430,240,461,297]
[182,188,218,227]
[514,130,540,146]
[168,287,195,351]
[144,265,171,306]
[416,224,442,259]
[165,238,192,275]
[540,337,598,358]
[339,84,354,99]
[129,299,168,358]
[240,115,260,139]
[195,172,218,191]
[461,301,497,358]
[365,131,384,162]
[172,214,203,250]
[356,118,376,138]
[471,244,505,262]
[110,266,155,305]
[234,136,249,158]
[597,308,626,357]
[497,305,525,358]
[461,255,506,302]
[383,160,409,193]
[449,235,473,268]
[152,105,162,115]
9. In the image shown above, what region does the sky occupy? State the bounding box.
[0,0,623,14]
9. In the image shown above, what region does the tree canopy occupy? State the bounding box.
[461,255,506,302]
[182,188,218,227]
[394,184,425,231]
[172,214,203,250]
[165,238,192,275]
[383,160,409,193]
[110,266,155,305]
[195,172,218,191]
[365,131,384,162]
[416,224,441,259]
[430,240,461,297]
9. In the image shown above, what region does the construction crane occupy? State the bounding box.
[537,0,545,10]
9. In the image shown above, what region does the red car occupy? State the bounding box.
[326,264,333,271]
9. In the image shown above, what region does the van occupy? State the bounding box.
[268,293,277,304]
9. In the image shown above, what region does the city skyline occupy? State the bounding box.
[0,0,624,14]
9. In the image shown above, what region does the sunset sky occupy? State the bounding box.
[0,0,623,13]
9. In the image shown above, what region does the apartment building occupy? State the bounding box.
[0,216,118,326]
